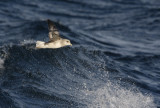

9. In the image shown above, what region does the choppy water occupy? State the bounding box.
[0,0,160,108]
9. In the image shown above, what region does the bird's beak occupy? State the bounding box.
[70,44,72,46]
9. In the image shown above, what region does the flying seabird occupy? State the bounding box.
[36,19,72,49]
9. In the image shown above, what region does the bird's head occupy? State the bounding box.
[62,39,72,46]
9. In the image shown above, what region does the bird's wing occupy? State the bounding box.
[47,19,61,42]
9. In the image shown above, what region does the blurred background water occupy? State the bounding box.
[0,0,160,108]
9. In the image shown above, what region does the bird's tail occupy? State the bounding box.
[36,41,45,48]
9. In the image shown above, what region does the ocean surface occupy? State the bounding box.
[0,0,160,108]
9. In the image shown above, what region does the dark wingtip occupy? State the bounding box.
[47,19,54,25]
[47,19,50,22]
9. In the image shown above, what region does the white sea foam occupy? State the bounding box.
[21,40,36,45]
[0,58,4,69]
[81,83,156,108]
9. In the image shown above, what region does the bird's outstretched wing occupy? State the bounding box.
[47,19,61,42]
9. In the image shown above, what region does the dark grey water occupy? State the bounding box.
[0,0,160,108]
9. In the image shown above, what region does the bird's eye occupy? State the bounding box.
[67,41,69,43]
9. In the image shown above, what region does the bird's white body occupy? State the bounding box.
[36,39,72,49]
[36,41,62,49]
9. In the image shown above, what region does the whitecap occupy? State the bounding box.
[81,83,156,108]
[0,58,4,69]
[20,40,36,45]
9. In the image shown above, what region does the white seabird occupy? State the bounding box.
[36,19,72,49]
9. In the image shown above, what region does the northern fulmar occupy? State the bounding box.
[36,19,72,49]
